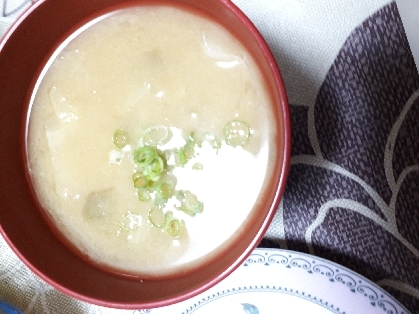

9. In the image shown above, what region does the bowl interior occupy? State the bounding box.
[0,0,290,308]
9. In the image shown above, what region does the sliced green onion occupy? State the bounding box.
[204,133,221,151]
[166,219,183,238]
[137,189,151,202]
[184,132,196,158]
[183,145,195,160]
[175,148,187,166]
[115,124,242,235]
[223,120,251,147]
[147,179,159,189]
[188,132,195,142]
[180,201,203,216]
[154,194,169,206]
[119,212,141,232]
[134,146,157,167]
[132,171,148,188]
[143,155,164,181]
[113,129,129,148]
[148,206,165,228]
[174,132,198,167]
[195,201,204,214]
[160,172,177,188]
[164,210,173,222]
[192,162,203,170]
[156,182,173,199]
[163,211,183,238]
[176,190,204,216]
[141,126,172,147]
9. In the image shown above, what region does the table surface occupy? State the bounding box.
[1,0,418,313]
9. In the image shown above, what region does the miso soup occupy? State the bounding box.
[27,5,277,277]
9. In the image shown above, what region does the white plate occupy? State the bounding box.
[139,248,410,314]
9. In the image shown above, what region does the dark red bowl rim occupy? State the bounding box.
[0,0,291,309]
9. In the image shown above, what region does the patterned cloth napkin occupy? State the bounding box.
[1,0,418,313]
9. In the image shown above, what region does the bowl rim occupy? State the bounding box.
[0,0,291,309]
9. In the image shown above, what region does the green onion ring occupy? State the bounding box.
[113,129,129,148]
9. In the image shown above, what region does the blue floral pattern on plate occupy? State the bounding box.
[148,248,411,314]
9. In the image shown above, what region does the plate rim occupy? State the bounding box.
[177,247,411,314]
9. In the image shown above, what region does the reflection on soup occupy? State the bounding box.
[27,5,277,277]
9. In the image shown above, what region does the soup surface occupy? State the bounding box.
[27,5,276,277]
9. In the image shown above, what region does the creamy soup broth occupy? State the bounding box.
[27,5,277,277]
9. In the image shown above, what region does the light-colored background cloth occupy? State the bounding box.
[1,0,418,313]
[396,0,419,70]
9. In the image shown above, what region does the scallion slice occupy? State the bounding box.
[113,129,129,148]
[163,211,183,238]
[134,146,157,167]
[115,120,255,235]
[147,179,159,189]
[175,190,204,216]
[156,182,173,199]
[175,148,187,166]
[177,201,203,216]
[137,189,151,202]
[201,132,221,151]
[132,171,148,189]
[143,155,164,181]
[192,162,203,170]
[223,120,251,147]
[166,219,183,238]
[184,132,196,158]
[148,206,165,228]
[141,126,173,147]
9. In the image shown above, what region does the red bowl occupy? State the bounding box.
[0,0,290,309]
